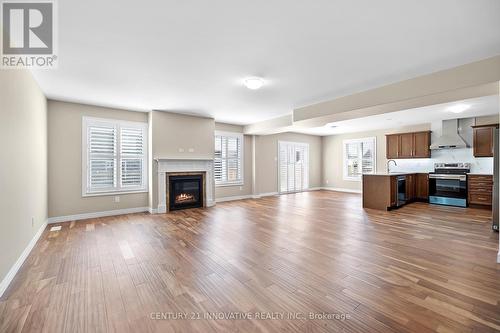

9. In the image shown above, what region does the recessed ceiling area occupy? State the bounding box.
[30,0,500,125]
[290,95,499,136]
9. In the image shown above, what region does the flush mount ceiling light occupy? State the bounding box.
[447,104,470,114]
[244,77,264,90]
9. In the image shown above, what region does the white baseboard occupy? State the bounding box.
[306,187,323,191]
[216,194,254,203]
[321,187,362,194]
[148,207,157,214]
[255,192,279,198]
[47,207,150,224]
[497,251,500,264]
[216,190,327,202]
[0,220,47,298]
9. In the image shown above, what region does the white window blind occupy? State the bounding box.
[279,141,309,193]
[83,117,148,195]
[343,137,376,181]
[214,131,243,186]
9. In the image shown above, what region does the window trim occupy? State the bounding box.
[82,116,148,197]
[214,130,244,187]
[342,137,377,182]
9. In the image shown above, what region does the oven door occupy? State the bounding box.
[429,174,467,207]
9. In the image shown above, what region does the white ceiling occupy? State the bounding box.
[32,0,500,125]
[291,95,499,136]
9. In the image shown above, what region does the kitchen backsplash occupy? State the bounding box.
[388,148,493,174]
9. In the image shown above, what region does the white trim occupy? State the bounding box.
[254,192,279,198]
[80,189,148,197]
[215,194,254,203]
[214,131,244,187]
[306,187,323,191]
[342,136,377,181]
[0,220,47,298]
[47,207,149,224]
[278,141,310,194]
[156,159,215,213]
[322,186,362,194]
[82,116,149,196]
[497,251,500,264]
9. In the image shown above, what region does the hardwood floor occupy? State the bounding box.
[1,190,499,332]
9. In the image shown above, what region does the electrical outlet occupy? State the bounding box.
[325,179,329,184]
[239,186,243,191]
[188,148,194,153]
[114,196,120,203]
[178,148,185,153]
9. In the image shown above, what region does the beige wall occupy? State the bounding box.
[150,111,215,208]
[0,70,47,284]
[322,124,431,191]
[255,132,322,194]
[214,123,254,199]
[48,101,149,217]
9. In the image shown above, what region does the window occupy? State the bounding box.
[279,141,309,193]
[82,117,148,196]
[214,131,243,186]
[343,137,376,181]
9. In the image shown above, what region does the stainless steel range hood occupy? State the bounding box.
[430,119,468,150]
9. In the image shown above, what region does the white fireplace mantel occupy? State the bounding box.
[156,158,215,213]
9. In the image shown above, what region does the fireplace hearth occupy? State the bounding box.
[167,173,204,211]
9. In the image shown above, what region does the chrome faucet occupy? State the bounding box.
[387,159,397,173]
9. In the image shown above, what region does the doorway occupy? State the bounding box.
[278,141,309,193]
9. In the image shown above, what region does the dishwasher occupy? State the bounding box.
[396,176,407,207]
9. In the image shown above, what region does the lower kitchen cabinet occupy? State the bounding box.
[468,174,493,206]
[415,173,429,200]
[405,174,415,201]
[363,173,429,211]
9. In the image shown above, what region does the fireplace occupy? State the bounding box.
[167,173,205,211]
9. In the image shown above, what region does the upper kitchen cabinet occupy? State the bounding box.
[385,131,431,159]
[472,124,498,157]
[386,134,399,159]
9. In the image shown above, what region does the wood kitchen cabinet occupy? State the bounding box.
[386,135,400,159]
[385,131,431,159]
[363,173,429,210]
[405,174,415,201]
[472,124,498,157]
[415,173,429,200]
[399,133,414,158]
[413,132,431,158]
[468,174,493,206]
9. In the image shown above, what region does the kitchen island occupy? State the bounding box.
[362,173,429,210]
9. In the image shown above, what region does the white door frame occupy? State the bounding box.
[277,141,310,194]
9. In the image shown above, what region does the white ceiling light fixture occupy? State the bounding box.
[446,104,470,114]
[244,77,264,90]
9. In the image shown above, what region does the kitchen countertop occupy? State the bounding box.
[366,172,428,176]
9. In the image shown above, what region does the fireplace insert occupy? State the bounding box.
[168,174,203,211]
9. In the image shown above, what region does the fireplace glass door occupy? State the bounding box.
[169,175,203,211]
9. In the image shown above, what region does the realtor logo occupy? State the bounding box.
[1,1,57,68]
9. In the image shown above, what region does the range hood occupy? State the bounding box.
[430,119,468,150]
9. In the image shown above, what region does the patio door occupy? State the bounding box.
[279,141,309,193]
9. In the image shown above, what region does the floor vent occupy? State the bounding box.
[50,226,62,232]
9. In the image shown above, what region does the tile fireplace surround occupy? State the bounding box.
[155,158,215,213]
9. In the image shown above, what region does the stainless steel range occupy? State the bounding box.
[429,163,470,207]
